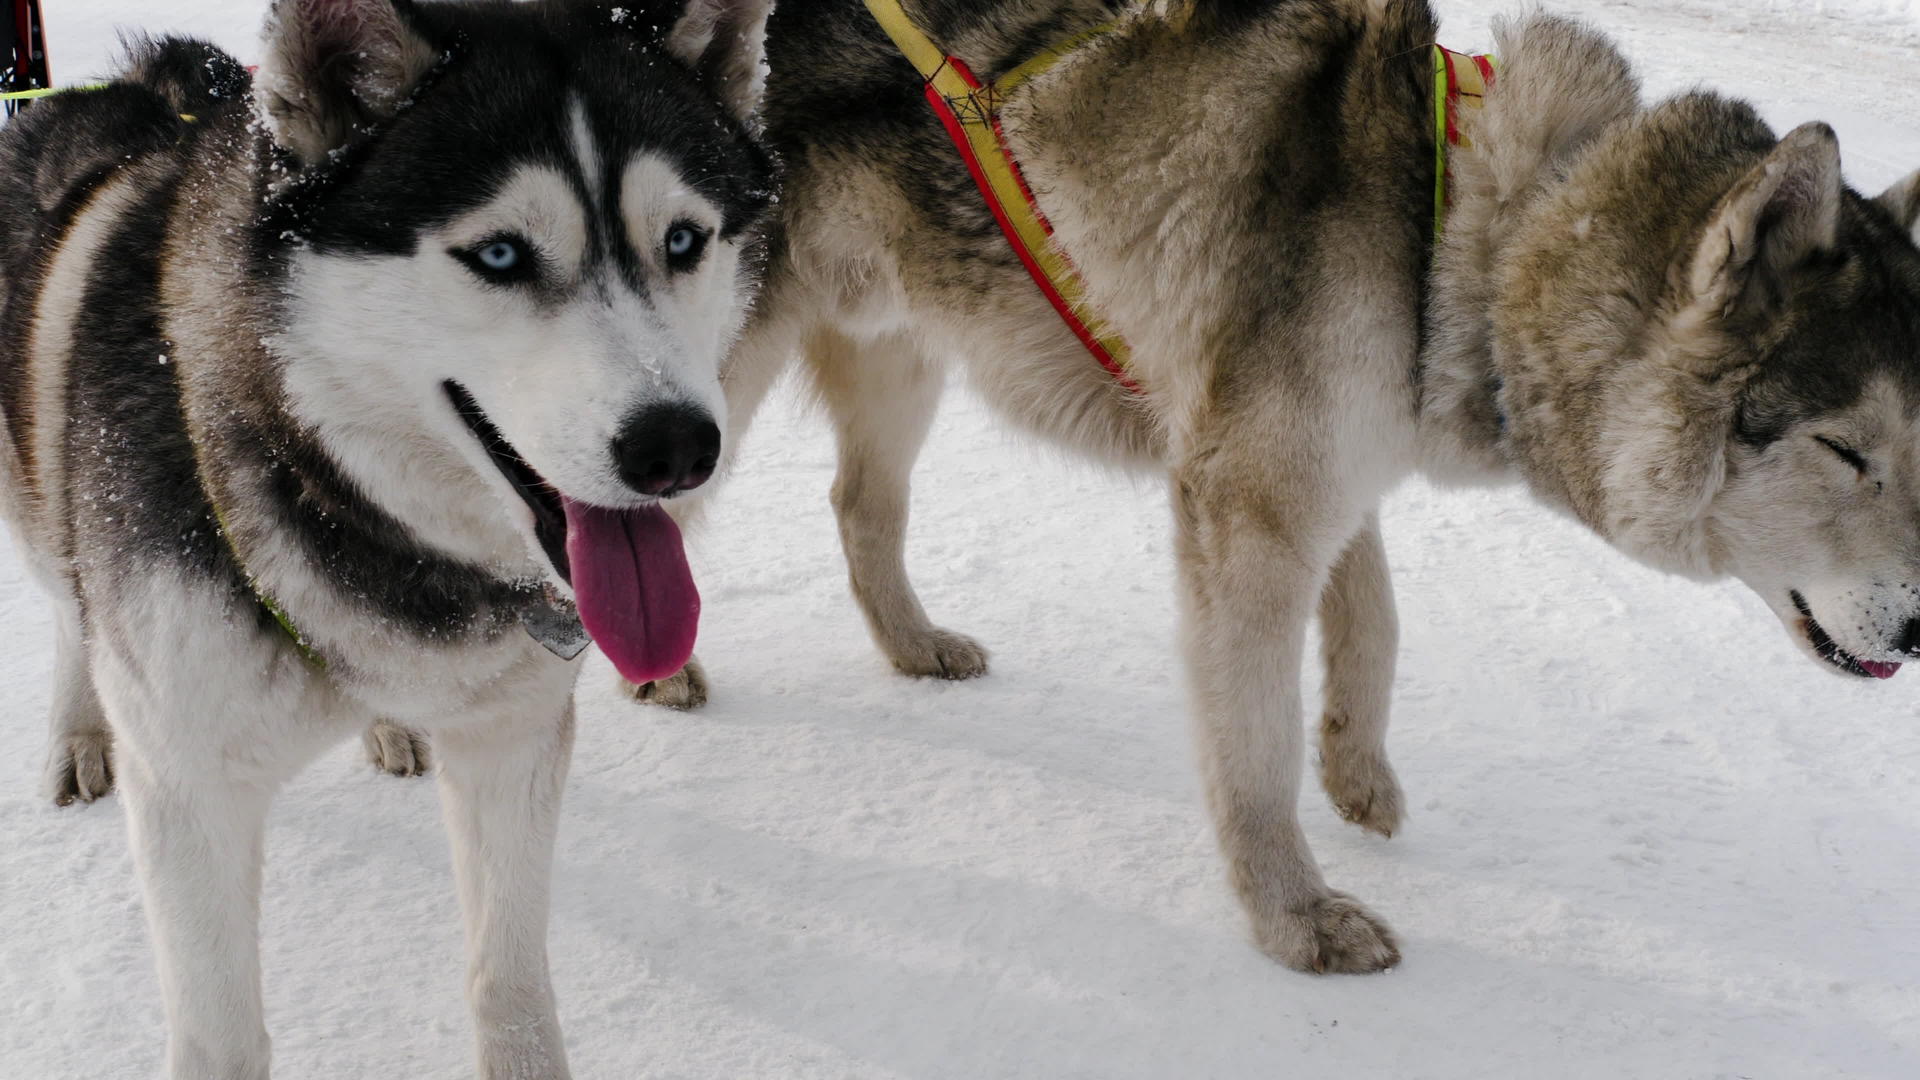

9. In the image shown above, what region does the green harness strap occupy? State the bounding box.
[0,82,105,101]
[201,492,326,669]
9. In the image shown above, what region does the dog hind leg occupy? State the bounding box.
[435,704,575,1080]
[813,328,988,679]
[42,591,113,805]
[1316,513,1404,837]
[1174,439,1399,974]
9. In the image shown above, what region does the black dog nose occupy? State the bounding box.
[611,403,720,496]
[1897,616,1920,657]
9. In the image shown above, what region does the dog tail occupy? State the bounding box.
[1182,0,1433,38]
[116,34,252,116]
[0,34,247,273]
[1478,14,1640,200]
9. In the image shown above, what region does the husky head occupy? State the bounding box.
[255,0,773,681]
[1590,121,1920,681]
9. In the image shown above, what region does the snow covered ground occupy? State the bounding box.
[5,0,1920,1077]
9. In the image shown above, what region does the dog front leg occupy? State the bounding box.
[1172,458,1400,974]
[435,703,576,1080]
[1316,513,1404,837]
[114,739,274,1078]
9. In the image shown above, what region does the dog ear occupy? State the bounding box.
[256,0,439,165]
[1875,168,1920,243]
[663,0,772,126]
[1687,122,1842,319]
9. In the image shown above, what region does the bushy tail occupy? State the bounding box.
[0,35,247,276]
[116,34,250,115]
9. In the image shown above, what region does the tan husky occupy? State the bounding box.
[708,0,1920,974]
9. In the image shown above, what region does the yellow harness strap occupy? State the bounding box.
[1432,45,1497,237]
[0,83,104,101]
[863,0,1139,390]
[863,2,1497,386]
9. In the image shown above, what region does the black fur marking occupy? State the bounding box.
[0,4,771,653]
[57,160,259,626]
[1735,194,1920,448]
[246,417,538,643]
[120,34,250,113]
[48,137,531,649]
[264,0,771,279]
[0,75,205,481]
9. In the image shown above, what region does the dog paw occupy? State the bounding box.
[363,720,433,778]
[622,657,709,710]
[1319,747,1404,838]
[45,731,114,806]
[886,628,989,680]
[1254,892,1401,974]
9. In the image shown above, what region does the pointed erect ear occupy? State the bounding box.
[1688,122,1843,318]
[256,0,438,165]
[1875,168,1920,243]
[663,0,773,126]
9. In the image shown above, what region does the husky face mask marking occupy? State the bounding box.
[1713,198,1920,678]
[266,0,771,684]
[1555,123,1920,680]
[1,0,776,1072]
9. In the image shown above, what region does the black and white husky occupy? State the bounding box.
[0,0,771,1073]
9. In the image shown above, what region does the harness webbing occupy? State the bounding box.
[867,2,1501,392]
[863,0,1140,392]
[199,483,327,669]
[1432,45,1497,237]
[176,391,323,667]
[0,83,98,101]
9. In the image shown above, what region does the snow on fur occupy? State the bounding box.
[3,0,1919,1077]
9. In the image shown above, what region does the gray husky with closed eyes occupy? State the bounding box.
[647,0,1920,975]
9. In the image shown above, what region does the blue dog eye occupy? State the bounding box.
[667,228,696,257]
[478,241,520,270]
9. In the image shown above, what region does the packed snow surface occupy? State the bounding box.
[5,1,1920,1077]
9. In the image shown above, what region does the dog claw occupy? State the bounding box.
[1255,892,1400,975]
[1319,745,1405,839]
[887,628,989,680]
[45,732,114,806]
[623,656,710,710]
[363,720,433,778]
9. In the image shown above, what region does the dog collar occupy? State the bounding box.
[171,404,326,668]
[183,431,591,671]
[198,482,329,669]
[864,0,1141,392]
[1432,45,1497,238]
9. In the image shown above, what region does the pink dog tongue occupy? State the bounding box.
[1860,659,1902,680]
[561,498,699,685]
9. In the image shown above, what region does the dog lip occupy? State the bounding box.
[443,380,571,584]
[1789,589,1896,680]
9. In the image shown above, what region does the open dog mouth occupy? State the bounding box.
[442,379,702,684]
[445,380,571,582]
[1790,590,1901,680]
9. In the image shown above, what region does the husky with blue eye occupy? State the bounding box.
[0,0,770,1073]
